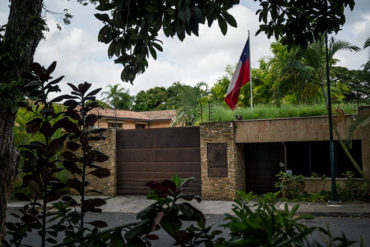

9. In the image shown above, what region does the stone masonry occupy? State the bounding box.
[200,122,245,200]
[87,128,117,196]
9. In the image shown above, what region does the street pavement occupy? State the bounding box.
[6,196,370,246]
[8,195,370,216]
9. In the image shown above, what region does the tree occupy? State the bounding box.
[0,0,358,242]
[331,66,370,105]
[263,38,360,105]
[0,0,45,242]
[250,59,275,105]
[166,82,185,109]
[172,82,208,126]
[133,87,168,111]
[255,0,355,49]
[101,84,134,110]
[363,37,370,71]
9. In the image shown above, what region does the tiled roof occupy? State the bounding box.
[89,108,176,121]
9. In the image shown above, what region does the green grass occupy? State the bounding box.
[201,103,359,122]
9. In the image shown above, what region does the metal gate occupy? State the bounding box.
[116,127,201,195]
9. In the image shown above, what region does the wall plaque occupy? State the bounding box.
[207,143,228,177]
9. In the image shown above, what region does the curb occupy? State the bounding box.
[297,212,370,218]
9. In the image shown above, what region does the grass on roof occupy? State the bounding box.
[199,103,360,122]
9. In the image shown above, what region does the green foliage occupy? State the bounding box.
[221,191,356,247]
[209,103,357,122]
[254,0,355,49]
[101,84,134,110]
[95,0,239,82]
[133,86,169,111]
[332,66,370,104]
[337,171,370,202]
[172,82,209,126]
[275,172,305,199]
[11,103,68,200]
[363,37,370,72]
[4,62,75,247]
[0,80,25,113]
[4,62,110,247]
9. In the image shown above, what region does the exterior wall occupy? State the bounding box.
[149,121,172,128]
[235,115,360,143]
[87,128,117,196]
[305,178,365,193]
[94,118,172,129]
[200,122,244,200]
[95,119,136,129]
[235,106,370,181]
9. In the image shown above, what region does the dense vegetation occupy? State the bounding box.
[100,38,369,126]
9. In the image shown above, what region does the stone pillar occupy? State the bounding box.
[200,122,244,200]
[88,128,117,196]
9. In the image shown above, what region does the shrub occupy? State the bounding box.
[275,171,305,199]
[4,62,110,247]
[338,171,370,202]
[222,191,316,246]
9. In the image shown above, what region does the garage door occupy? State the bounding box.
[116,127,201,195]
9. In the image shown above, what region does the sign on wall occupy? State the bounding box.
[207,143,228,177]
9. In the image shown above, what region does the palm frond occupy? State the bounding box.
[364,37,370,49]
[328,37,360,60]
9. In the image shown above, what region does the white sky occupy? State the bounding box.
[1,1,370,98]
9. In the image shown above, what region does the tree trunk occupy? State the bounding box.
[0,0,43,243]
[0,113,18,243]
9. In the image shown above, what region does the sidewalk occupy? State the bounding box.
[7,195,370,217]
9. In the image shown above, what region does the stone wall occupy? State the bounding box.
[200,122,244,200]
[87,128,117,196]
[305,178,365,193]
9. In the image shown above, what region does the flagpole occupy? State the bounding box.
[249,30,253,108]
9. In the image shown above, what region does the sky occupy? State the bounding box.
[1,1,370,98]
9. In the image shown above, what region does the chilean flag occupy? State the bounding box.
[225,38,251,110]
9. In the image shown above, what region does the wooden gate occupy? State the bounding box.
[116,127,201,195]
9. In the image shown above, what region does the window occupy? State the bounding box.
[285,141,362,177]
[135,124,146,129]
[108,123,122,128]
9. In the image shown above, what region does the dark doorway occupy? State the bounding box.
[245,143,285,194]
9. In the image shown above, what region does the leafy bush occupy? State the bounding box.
[222,191,316,246]
[4,62,110,247]
[275,171,305,199]
[338,171,370,202]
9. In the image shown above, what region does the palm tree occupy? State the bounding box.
[101,84,133,110]
[280,36,360,104]
[363,37,370,72]
[172,82,209,126]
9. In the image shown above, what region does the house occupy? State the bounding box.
[89,108,177,129]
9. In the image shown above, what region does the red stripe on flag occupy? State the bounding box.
[225,60,250,110]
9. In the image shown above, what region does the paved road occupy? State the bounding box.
[6,210,370,246]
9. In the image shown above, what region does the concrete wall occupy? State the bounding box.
[235,106,370,181]
[149,121,172,128]
[95,118,171,129]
